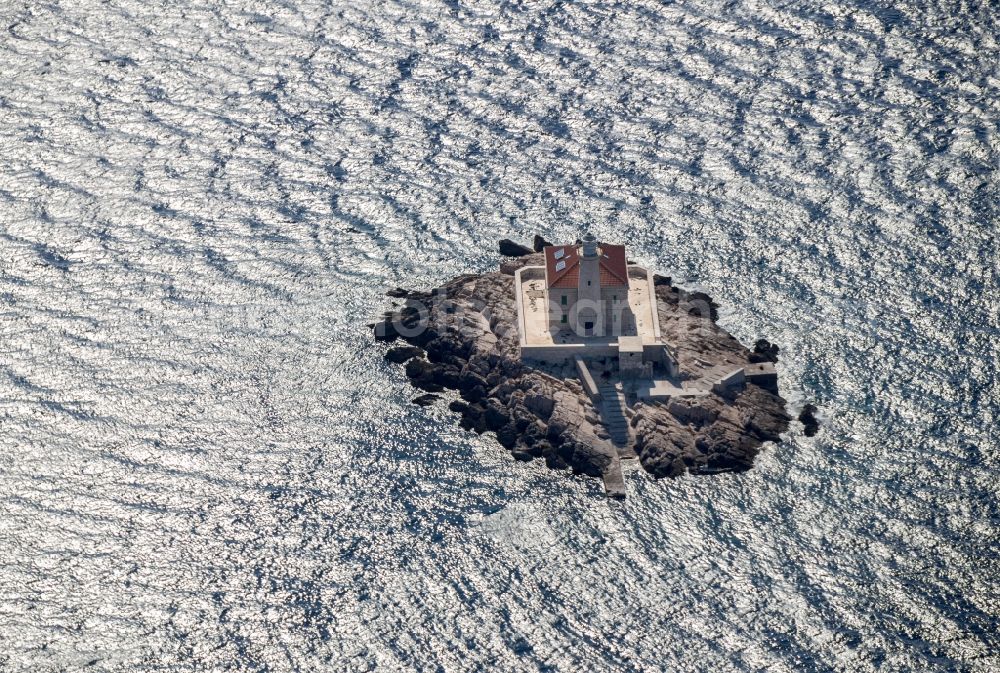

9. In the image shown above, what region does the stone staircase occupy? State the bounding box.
[597,381,635,456]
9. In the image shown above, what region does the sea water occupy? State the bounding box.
[0,1,997,670]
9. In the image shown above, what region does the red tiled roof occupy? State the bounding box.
[544,244,579,288]
[600,244,628,286]
[544,243,628,289]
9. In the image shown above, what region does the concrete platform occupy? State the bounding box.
[602,457,627,499]
[516,265,659,348]
[636,379,687,398]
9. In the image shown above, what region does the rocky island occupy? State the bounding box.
[374,235,794,498]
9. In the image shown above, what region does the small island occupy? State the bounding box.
[374,234,792,498]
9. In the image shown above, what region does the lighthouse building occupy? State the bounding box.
[543,233,631,337]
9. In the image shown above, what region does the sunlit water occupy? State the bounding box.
[0,1,997,670]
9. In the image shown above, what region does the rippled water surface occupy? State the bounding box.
[1,0,998,670]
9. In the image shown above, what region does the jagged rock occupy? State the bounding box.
[411,393,441,407]
[405,358,444,392]
[374,240,791,485]
[387,287,431,301]
[458,370,488,393]
[532,234,553,252]
[496,423,519,449]
[523,392,554,419]
[557,435,612,477]
[385,345,424,363]
[457,401,488,433]
[687,291,720,322]
[431,365,462,388]
[373,319,400,342]
[426,334,470,365]
[799,403,820,436]
[498,238,533,257]
[461,385,486,403]
[484,399,509,431]
[751,338,780,363]
[545,452,568,470]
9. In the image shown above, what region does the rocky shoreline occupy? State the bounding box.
[373,239,798,489]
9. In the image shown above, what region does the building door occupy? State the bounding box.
[584,321,594,336]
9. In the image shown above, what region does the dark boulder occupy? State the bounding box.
[546,418,567,441]
[498,238,533,257]
[426,333,471,364]
[518,422,542,447]
[385,345,424,363]
[461,384,487,403]
[687,291,720,322]
[372,318,400,342]
[458,370,488,394]
[532,234,553,252]
[555,436,611,477]
[545,452,569,470]
[703,453,742,473]
[405,358,444,392]
[431,365,462,389]
[465,355,494,377]
[388,304,437,348]
[530,439,551,457]
[374,304,436,346]
[749,423,782,443]
[408,326,438,349]
[386,287,432,301]
[750,339,780,363]
[398,305,423,329]
[411,393,441,407]
[484,399,509,432]
[496,423,519,450]
[798,403,820,437]
[460,403,488,434]
[404,357,432,379]
[653,273,672,287]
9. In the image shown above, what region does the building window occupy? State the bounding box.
[561,315,567,323]
[587,280,591,286]
[561,295,567,305]
[612,294,617,301]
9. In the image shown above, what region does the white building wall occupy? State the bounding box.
[601,285,629,336]
[546,288,578,329]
